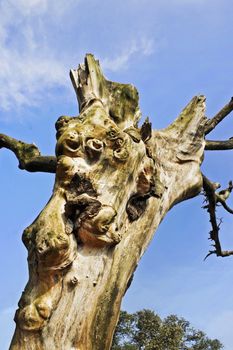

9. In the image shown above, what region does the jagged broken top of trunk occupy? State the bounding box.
[70,53,141,130]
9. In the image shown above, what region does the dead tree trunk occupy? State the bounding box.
[5,54,207,349]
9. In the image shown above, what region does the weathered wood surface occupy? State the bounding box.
[9,54,206,350]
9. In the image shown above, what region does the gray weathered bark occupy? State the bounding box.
[4,54,210,349]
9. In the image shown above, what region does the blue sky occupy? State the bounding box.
[0,0,233,349]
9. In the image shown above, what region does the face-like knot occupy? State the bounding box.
[85,138,103,159]
[56,129,82,157]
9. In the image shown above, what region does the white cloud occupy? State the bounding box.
[101,38,154,72]
[0,48,66,110]
[0,1,155,114]
[0,0,78,113]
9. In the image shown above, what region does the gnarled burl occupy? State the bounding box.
[8,54,209,350]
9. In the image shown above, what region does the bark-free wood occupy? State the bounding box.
[9,54,206,350]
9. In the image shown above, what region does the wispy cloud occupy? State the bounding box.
[0,1,155,114]
[101,38,154,72]
[0,0,79,112]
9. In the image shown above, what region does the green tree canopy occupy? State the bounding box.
[111,310,223,350]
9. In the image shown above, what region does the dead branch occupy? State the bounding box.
[202,174,233,259]
[0,133,56,173]
[204,98,233,135]
[205,138,233,150]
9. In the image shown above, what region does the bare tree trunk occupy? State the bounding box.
[9,54,206,350]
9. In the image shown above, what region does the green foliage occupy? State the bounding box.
[111,309,223,350]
